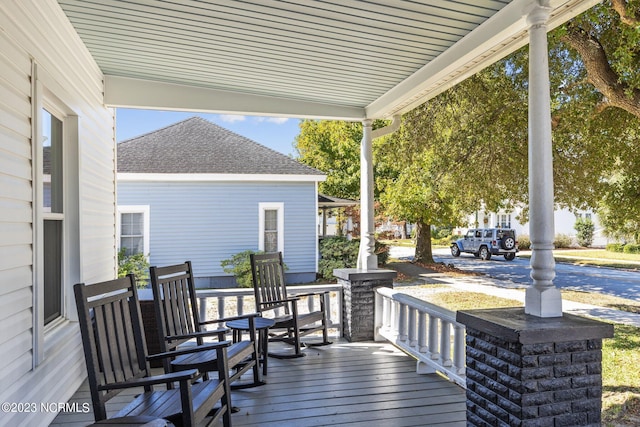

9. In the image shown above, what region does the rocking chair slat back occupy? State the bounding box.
[251,252,289,314]
[74,275,151,417]
[151,261,201,351]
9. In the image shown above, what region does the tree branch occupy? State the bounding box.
[561,24,640,119]
[611,0,640,27]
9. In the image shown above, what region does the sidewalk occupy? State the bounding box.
[388,260,640,328]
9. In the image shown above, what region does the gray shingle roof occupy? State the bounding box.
[117,117,324,176]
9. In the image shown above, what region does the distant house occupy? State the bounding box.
[117,117,326,287]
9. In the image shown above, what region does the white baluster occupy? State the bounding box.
[408,306,417,347]
[428,314,439,360]
[453,324,466,374]
[418,311,428,353]
[217,296,225,319]
[237,295,244,316]
[199,297,208,321]
[398,303,407,342]
[440,320,452,367]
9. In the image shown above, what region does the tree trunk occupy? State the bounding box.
[414,220,435,264]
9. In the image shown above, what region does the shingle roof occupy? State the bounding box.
[117,117,324,176]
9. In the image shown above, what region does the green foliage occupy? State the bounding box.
[606,243,625,253]
[623,244,640,254]
[517,235,531,250]
[318,237,359,279]
[554,234,573,249]
[117,249,150,289]
[318,237,389,279]
[221,250,265,288]
[574,217,595,247]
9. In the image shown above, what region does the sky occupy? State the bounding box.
[115,108,303,156]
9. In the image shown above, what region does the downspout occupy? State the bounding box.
[371,114,401,140]
[357,114,401,270]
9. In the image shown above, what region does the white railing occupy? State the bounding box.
[196,284,343,337]
[375,287,466,388]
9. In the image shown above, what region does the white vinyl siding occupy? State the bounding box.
[0,1,116,425]
[117,181,318,277]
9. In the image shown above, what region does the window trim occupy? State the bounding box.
[258,202,284,254]
[117,205,150,258]
[32,62,80,366]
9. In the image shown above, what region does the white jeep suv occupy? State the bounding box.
[451,228,518,261]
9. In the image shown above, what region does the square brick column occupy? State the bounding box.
[457,308,613,427]
[333,268,396,342]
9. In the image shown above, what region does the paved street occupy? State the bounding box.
[391,246,640,301]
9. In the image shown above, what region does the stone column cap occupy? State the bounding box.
[333,268,397,282]
[457,307,614,344]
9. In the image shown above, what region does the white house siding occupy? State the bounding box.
[0,1,116,426]
[117,180,319,286]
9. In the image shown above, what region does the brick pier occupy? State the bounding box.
[457,308,613,427]
[333,269,396,342]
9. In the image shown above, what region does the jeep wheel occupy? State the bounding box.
[451,245,461,257]
[504,252,516,261]
[502,236,516,250]
[479,246,491,260]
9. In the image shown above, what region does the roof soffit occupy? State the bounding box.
[57,0,602,120]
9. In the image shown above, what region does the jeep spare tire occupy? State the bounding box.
[502,236,516,250]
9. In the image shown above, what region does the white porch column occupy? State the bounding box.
[525,3,562,317]
[357,119,377,270]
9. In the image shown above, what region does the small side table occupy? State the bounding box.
[226,317,275,376]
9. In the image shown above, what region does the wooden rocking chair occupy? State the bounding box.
[250,252,331,358]
[150,261,263,390]
[74,275,232,427]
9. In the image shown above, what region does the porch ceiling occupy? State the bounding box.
[57,0,599,120]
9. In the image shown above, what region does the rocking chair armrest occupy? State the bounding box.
[200,312,260,325]
[99,369,199,391]
[165,328,228,342]
[288,291,329,299]
[147,340,232,361]
[258,297,299,307]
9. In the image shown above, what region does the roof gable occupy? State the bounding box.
[117,117,324,177]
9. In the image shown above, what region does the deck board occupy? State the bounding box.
[51,341,466,426]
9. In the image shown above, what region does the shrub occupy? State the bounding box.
[432,236,454,246]
[623,244,640,254]
[606,243,625,253]
[375,240,390,265]
[574,217,595,247]
[319,237,359,279]
[221,250,264,288]
[318,237,388,279]
[517,235,531,250]
[117,249,150,288]
[554,234,573,249]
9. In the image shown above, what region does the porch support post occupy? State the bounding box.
[357,119,377,270]
[525,3,562,317]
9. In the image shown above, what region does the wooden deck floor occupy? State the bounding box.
[51,341,467,427]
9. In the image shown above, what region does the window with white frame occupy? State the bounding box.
[42,107,64,326]
[118,206,150,256]
[499,214,511,229]
[259,202,284,253]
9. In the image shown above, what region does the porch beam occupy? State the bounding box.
[104,75,365,121]
[525,2,562,317]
